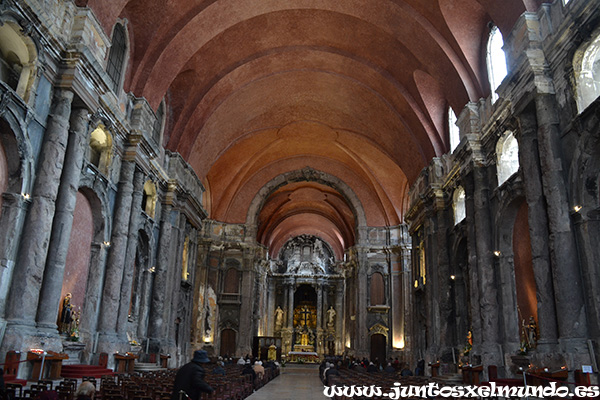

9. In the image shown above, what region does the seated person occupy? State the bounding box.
[367,362,379,373]
[241,360,257,382]
[76,381,96,400]
[384,363,396,374]
[253,361,265,380]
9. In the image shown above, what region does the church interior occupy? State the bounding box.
[0,0,599,383]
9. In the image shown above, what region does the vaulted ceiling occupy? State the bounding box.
[87,0,539,257]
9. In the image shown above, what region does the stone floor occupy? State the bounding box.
[246,364,328,400]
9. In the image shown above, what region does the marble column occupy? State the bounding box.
[148,199,176,343]
[516,111,559,348]
[37,108,90,330]
[435,205,452,350]
[97,155,137,337]
[116,168,145,334]
[471,165,501,365]
[5,89,74,326]
[534,94,588,343]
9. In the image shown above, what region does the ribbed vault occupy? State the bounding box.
[86,0,539,254]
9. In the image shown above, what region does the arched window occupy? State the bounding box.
[574,33,600,112]
[448,107,460,152]
[142,180,157,218]
[487,25,508,103]
[453,186,466,225]
[89,125,112,175]
[0,22,36,100]
[223,268,239,294]
[496,131,519,186]
[153,101,165,145]
[370,272,385,305]
[106,23,127,92]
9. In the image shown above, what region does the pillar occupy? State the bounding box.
[5,89,74,326]
[516,111,559,348]
[287,282,294,329]
[148,199,176,344]
[471,164,501,365]
[37,108,90,329]
[534,94,588,345]
[0,193,29,318]
[116,168,145,334]
[97,143,138,339]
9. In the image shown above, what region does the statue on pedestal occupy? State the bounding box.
[326,306,336,329]
[59,293,73,334]
[274,306,284,331]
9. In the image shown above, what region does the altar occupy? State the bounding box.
[287,351,319,363]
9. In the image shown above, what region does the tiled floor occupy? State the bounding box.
[246,364,328,400]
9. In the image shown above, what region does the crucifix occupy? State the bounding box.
[300,306,311,327]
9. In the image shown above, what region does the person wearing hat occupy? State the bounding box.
[171,350,214,400]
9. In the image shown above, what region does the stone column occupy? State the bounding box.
[5,89,74,327]
[316,283,323,329]
[335,283,344,354]
[116,168,145,334]
[238,265,256,354]
[534,94,588,344]
[79,242,108,336]
[356,249,369,357]
[97,139,139,341]
[0,193,29,318]
[37,108,90,330]
[390,250,403,350]
[287,282,294,329]
[471,165,501,366]
[516,111,559,348]
[148,199,176,345]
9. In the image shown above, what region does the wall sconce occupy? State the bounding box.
[103,241,111,247]
[493,250,501,257]
[21,193,30,200]
[573,205,582,213]
[450,275,456,280]
[148,267,156,273]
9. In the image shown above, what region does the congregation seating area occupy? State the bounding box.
[325,361,594,400]
[3,361,280,400]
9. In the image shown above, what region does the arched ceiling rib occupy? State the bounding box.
[86,0,531,254]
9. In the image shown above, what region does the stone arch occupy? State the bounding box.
[245,167,367,241]
[449,235,470,347]
[573,28,600,113]
[494,194,535,348]
[60,191,95,330]
[0,108,33,196]
[496,131,519,186]
[0,19,38,102]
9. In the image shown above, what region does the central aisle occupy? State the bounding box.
[246,364,328,400]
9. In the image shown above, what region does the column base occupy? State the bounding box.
[0,320,65,380]
[95,332,129,371]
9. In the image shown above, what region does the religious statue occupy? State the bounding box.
[59,293,73,334]
[526,316,538,349]
[274,306,284,330]
[267,344,277,361]
[326,306,336,329]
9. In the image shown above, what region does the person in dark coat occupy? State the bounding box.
[171,350,214,400]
